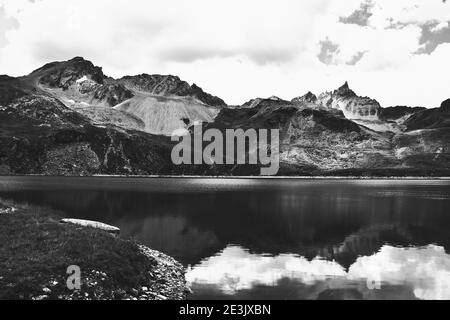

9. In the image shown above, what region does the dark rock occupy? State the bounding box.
[405,100,450,130]
[118,74,226,107]
[93,83,134,107]
[292,91,318,104]
[380,106,426,121]
[31,57,105,90]
[334,81,357,97]
[297,108,361,133]
[0,77,30,106]
[441,98,450,110]
[2,95,88,126]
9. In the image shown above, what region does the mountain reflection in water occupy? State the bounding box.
[0,177,449,300]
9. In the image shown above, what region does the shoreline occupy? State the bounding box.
[0,200,188,300]
[1,174,450,180]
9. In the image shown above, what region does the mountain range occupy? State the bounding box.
[0,57,449,176]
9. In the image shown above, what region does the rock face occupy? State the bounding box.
[114,95,219,135]
[379,106,426,121]
[442,99,450,110]
[92,84,135,107]
[0,75,174,176]
[292,92,318,104]
[32,57,106,90]
[60,219,120,234]
[21,58,225,135]
[1,58,449,176]
[26,57,134,109]
[404,103,450,131]
[118,74,226,107]
[316,82,382,121]
[206,99,395,175]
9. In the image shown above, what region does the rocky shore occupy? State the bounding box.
[0,200,188,300]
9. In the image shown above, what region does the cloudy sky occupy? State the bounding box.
[0,0,449,107]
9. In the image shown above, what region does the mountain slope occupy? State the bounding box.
[404,100,450,130]
[117,74,226,107]
[316,82,382,121]
[19,57,225,136]
[203,98,396,175]
[0,74,174,176]
[114,94,220,135]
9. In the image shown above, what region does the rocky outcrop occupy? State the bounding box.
[32,57,105,90]
[292,91,318,105]
[92,83,134,107]
[189,83,226,107]
[1,94,88,127]
[404,103,450,130]
[114,95,220,136]
[442,99,450,110]
[316,82,382,121]
[241,96,292,109]
[21,58,226,135]
[60,219,120,234]
[27,58,133,108]
[0,89,174,175]
[201,98,395,174]
[118,74,226,107]
[380,106,426,121]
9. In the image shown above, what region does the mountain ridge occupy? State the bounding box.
[1,57,449,176]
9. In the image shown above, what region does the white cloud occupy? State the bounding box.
[431,21,449,33]
[0,3,19,47]
[0,0,449,107]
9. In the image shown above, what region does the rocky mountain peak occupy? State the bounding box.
[335,81,356,97]
[340,81,350,90]
[119,74,226,107]
[32,57,105,90]
[315,81,381,123]
[292,91,318,104]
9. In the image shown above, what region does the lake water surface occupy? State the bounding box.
[1,176,450,300]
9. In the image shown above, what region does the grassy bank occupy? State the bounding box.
[0,200,187,300]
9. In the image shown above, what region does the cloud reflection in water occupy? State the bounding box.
[187,245,450,300]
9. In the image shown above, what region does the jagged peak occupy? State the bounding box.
[118,73,225,107]
[292,91,318,104]
[302,91,317,101]
[339,81,350,90]
[335,81,356,97]
[28,56,105,89]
